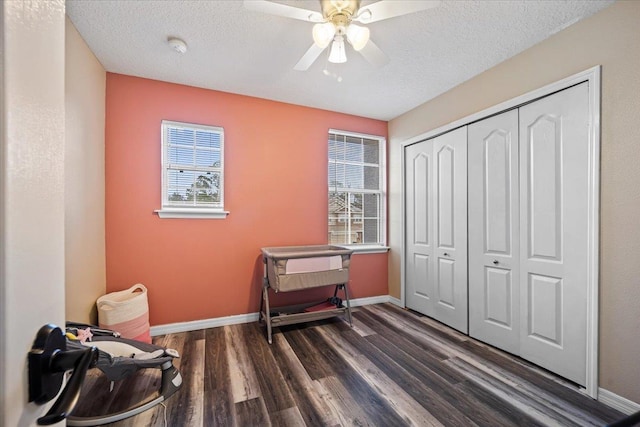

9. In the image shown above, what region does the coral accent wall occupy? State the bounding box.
[106,73,388,326]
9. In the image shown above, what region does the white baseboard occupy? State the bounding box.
[349,295,392,307]
[150,295,393,336]
[150,312,260,336]
[599,388,640,415]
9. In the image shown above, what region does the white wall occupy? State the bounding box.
[65,17,106,324]
[388,0,640,404]
[1,1,67,425]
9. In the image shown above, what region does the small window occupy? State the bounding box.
[156,120,228,219]
[328,129,386,247]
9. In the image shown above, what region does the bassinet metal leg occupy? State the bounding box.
[342,283,353,327]
[259,286,265,326]
[263,285,273,344]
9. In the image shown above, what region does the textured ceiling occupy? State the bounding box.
[66,0,614,121]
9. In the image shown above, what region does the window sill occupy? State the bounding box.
[155,208,229,219]
[340,245,390,254]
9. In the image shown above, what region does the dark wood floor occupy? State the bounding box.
[72,303,624,426]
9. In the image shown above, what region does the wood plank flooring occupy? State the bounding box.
[71,303,625,426]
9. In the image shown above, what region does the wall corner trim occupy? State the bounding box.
[598,388,640,415]
[150,294,395,336]
[388,296,403,307]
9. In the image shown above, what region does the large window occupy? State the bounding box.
[157,120,227,219]
[328,129,386,246]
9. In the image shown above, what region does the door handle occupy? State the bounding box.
[28,324,98,425]
[492,260,499,265]
[443,252,450,257]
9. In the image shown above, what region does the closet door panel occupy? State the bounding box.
[484,132,513,254]
[519,82,589,386]
[527,115,562,261]
[437,258,455,307]
[468,109,520,354]
[413,253,431,299]
[485,267,513,326]
[527,274,562,345]
[405,141,434,315]
[432,127,468,333]
[437,146,455,247]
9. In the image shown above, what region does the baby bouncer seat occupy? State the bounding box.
[65,323,182,426]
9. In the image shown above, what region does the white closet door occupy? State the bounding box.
[432,127,468,333]
[519,82,589,386]
[405,139,434,316]
[468,109,520,354]
[405,127,468,333]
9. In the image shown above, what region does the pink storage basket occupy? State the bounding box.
[97,284,151,343]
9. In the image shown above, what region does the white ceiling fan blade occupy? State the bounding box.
[354,0,440,24]
[294,43,326,71]
[243,0,323,22]
[359,39,389,68]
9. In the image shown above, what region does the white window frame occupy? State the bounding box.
[328,129,388,253]
[155,120,229,219]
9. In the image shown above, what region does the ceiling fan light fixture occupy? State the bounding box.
[312,22,336,49]
[346,24,370,51]
[328,35,347,63]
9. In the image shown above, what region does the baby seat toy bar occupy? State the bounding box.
[28,322,182,426]
[260,245,354,344]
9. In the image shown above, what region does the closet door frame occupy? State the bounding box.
[400,66,601,398]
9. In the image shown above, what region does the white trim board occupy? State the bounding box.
[150,295,394,336]
[599,388,640,415]
[400,66,601,398]
[150,312,260,336]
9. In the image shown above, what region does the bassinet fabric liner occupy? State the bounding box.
[263,245,352,292]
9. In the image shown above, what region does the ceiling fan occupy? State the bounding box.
[244,0,440,71]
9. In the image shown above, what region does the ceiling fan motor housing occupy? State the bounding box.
[322,0,360,22]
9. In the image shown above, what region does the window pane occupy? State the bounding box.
[195,149,220,168]
[329,134,345,161]
[167,169,196,203]
[364,165,379,190]
[350,193,363,219]
[363,193,379,218]
[345,136,363,162]
[169,128,195,146]
[188,172,220,205]
[333,163,345,188]
[328,162,336,188]
[345,164,363,189]
[329,191,347,244]
[195,130,221,149]
[168,146,194,165]
[329,191,346,217]
[328,221,347,245]
[329,138,340,160]
[363,138,379,164]
[363,218,378,243]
